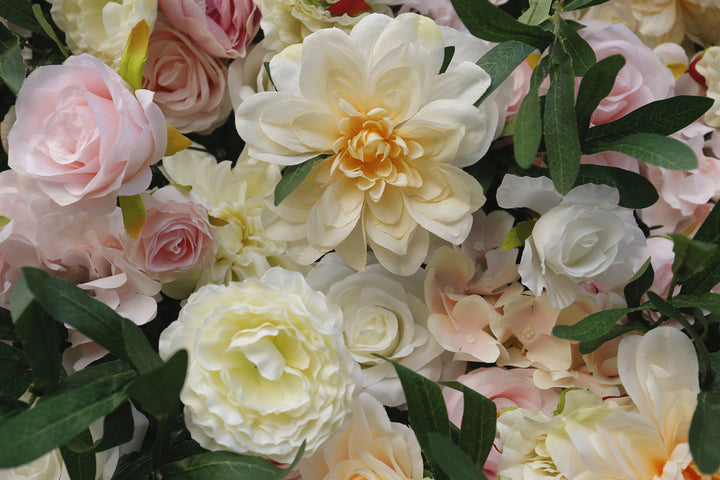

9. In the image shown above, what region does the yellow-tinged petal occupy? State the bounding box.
[120,20,150,91]
[666,61,688,80]
[119,194,146,240]
[165,125,193,157]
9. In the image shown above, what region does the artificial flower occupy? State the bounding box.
[158,267,359,462]
[695,46,720,128]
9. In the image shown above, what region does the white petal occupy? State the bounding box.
[496,174,562,213]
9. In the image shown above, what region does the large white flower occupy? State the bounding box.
[235,13,503,275]
[158,267,359,462]
[497,175,646,309]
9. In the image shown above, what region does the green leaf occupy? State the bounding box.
[583,133,698,170]
[514,55,550,168]
[693,200,720,245]
[10,277,65,394]
[450,0,554,49]
[583,96,714,145]
[544,42,581,195]
[564,0,613,11]
[111,451,152,480]
[119,194,146,240]
[689,391,720,474]
[501,219,536,250]
[31,4,70,58]
[440,45,454,75]
[60,429,96,480]
[119,21,150,91]
[670,234,718,282]
[575,55,625,141]
[273,155,328,206]
[0,0,49,36]
[577,320,648,354]
[0,22,26,95]
[671,293,720,314]
[573,164,658,209]
[0,341,30,399]
[0,362,134,468]
[681,251,720,296]
[425,433,489,480]
[65,400,135,454]
[20,267,163,375]
[557,17,596,77]
[623,258,654,307]
[441,382,496,468]
[475,41,536,107]
[552,304,650,341]
[518,0,553,25]
[126,349,187,418]
[157,441,305,480]
[0,307,17,341]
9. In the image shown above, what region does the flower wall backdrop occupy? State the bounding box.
[1,0,720,479]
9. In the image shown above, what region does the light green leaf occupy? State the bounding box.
[689,391,720,474]
[584,133,698,170]
[119,21,149,91]
[273,155,328,206]
[575,55,625,141]
[119,195,146,240]
[564,0,613,10]
[475,41,537,107]
[0,22,25,95]
[501,219,536,250]
[518,0,552,25]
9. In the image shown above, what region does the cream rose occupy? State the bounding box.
[50,0,157,69]
[497,175,646,309]
[158,267,359,462]
[7,54,167,213]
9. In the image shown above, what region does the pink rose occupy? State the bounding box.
[123,186,218,283]
[580,21,674,125]
[7,54,167,213]
[159,0,261,58]
[143,16,233,134]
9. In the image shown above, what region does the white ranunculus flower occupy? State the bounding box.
[158,267,359,462]
[50,0,157,69]
[497,175,646,309]
[695,46,720,128]
[298,393,428,480]
[306,253,444,406]
[236,13,506,276]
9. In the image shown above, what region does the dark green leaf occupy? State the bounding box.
[689,391,720,474]
[0,22,25,95]
[670,234,718,282]
[557,17,595,77]
[425,433,489,480]
[693,200,720,245]
[451,0,554,49]
[681,251,720,296]
[0,307,17,341]
[575,55,625,141]
[583,133,698,170]
[158,442,305,480]
[583,96,714,145]
[577,320,648,354]
[623,258,654,307]
[21,267,162,375]
[475,41,536,107]
[0,0,50,36]
[574,164,658,209]
[708,352,720,390]
[60,429,96,480]
[514,55,550,168]
[564,0,613,11]
[273,155,328,206]
[441,382,496,468]
[31,4,70,58]
[671,293,720,313]
[65,400,135,454]
[544,42,581,194]
[111,451,153,480]
[0,362,134,467]
[126,349,187,418]
[0,397,27,422]
[0,341,30,399]
[646,291,685,323]
[552,304,650,341]
[11,277,65,393]
[440,46,454,75]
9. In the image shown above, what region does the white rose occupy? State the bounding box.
[306,253,444,406]
[497,175,646,309]
[158,267,359,462]
[50,0,157,69]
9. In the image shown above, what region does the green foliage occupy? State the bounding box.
[552,304,651,343]
[514,55,550,168]
[501,219,537,250]
[690,391,720,474]
[126,349,187,418]
[425,433,488,480]
[442,382,496,468]
[0,341,30,399]
[573,164,658,209]
[273,154,329,206]
[575,55,625,141]
[475,41,536,106]
[0,22,26,95]
[583,133,698,170]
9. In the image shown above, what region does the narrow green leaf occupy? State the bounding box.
[0,341,30,399]
[518,0,553,25]
[0,0,51,36]
[583,133,698,170]
[552,305,650,341]
[577,320,648,354]
[475,41,536,107]
[501,219,537,250]
[681,251,720,296]
[573,164,658,209]
[557,18,595,77]
[126,349,187,418]
[689,391,720,474]
[65,400,135,454]
[158,442,305,480]
[0,397,27,422]
[440,46,454,75]
[31,4,70,58]
[514,55,550,168]
[442,382,496,468]
[583,96,714,145]
[450,0,554,49]
[693,200,720,245]
[575,55,625,141]
[425,433,489,480]
[111,451,152,480]
[564,0,613,11]
[544,42,581,194]
[670,234,718,282]
[646,291,686,323]
[20,267,163,375]
[623,258,654,307]
[0,22,26,95]
[0,364,134,467]
[60,429,96,480]
[671,293,720,313]
[273,155,328,206]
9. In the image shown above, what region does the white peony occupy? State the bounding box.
[497,175,646,309]
[50,0,157,69]
[235,13,506,276]
[158,267,359,462]
[306,253,444,406]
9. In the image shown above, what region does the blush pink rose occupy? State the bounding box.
[7,54,167,213]
[159,0,261,58]
[143,16,233,134]
[123,186,218,283]
[580,21,674,125]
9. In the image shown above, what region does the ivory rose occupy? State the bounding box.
[143,16,233,134]
[50,0,157,69]
[236,13,503,275]
[158,267,359,462]
[158,0,261,58]
[7,54,167,213]
[496,175,646,309]
[122,186,217,284]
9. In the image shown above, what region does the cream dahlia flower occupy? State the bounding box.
[235,13,501,275]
